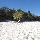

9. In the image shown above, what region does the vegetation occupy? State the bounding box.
[13,9,25,21]
[0,7,40,22]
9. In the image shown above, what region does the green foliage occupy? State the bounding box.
[0,15,5,21]
[13,10,25,21]
[0,7,16,21]
[0,7,40,22]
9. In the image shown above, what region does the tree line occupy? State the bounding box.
[0,7,40,22]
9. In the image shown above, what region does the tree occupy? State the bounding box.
[27,11,35,21]
[12,9,25,21]
[17,9,23,12]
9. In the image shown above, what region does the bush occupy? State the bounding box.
[0,16,5,21]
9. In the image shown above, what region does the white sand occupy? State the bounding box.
[0,21,40,40]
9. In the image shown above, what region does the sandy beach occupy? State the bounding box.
[0,21,40,40]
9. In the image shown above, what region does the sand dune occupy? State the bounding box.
[0,21,40,40]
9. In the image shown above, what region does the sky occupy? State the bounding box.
[0,0,40,16]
